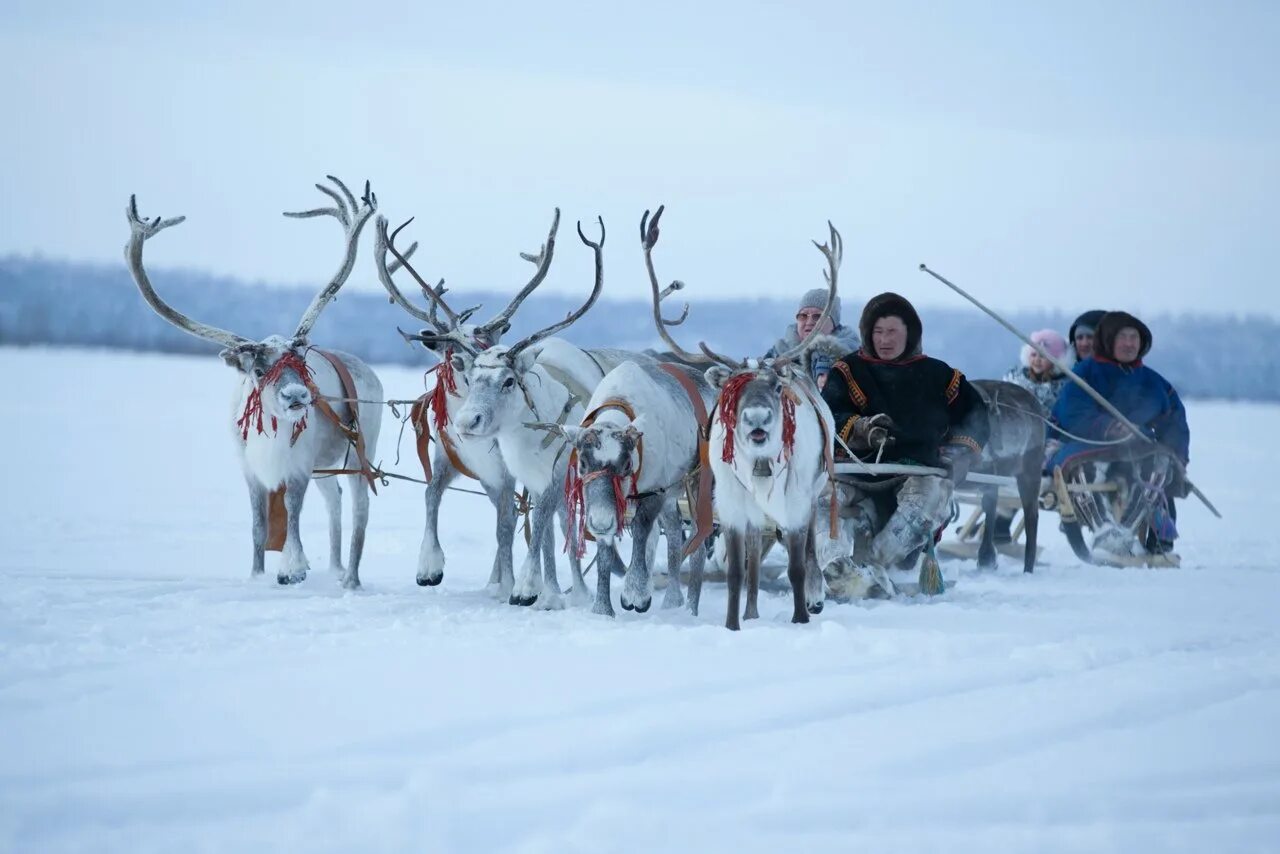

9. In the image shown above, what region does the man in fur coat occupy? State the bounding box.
[819,292,989,598]
[1049,311,1190,562]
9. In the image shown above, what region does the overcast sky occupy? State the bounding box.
[2,0,1277,320]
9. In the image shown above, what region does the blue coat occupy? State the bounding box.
[1048,357,1189,470]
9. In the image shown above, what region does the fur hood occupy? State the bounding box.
[1094,311,1152,362]
[858,292,923,359]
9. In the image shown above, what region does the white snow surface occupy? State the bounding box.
[2,347,1278,853]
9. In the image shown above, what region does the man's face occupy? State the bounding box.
[872,315,908,360]
[796,307,834,339]
[1074,330,1094,359]
[1113,327,1143,364]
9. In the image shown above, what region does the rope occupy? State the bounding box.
[989,400,1133,447]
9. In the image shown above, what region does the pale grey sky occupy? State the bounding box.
[2,0,1277,317]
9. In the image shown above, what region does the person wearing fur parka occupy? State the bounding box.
[1002,328,1071,414]
[818,292,989,598]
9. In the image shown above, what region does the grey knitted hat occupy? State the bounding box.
[797,288,841,326]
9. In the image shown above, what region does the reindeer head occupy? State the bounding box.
[566,418,643,544]
[222,335,317,430]
[640,205,841,474]
[125,176,376,441]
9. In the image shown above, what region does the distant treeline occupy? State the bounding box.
[2,256,1276,401]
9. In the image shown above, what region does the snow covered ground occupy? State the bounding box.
[2,347,1278,853]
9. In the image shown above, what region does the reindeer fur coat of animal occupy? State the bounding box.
[566,360,713,618]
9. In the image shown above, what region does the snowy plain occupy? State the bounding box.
[1,346,1278,854]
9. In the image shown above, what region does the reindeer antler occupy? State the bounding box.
[374,215,460,332]
[287,175,378,342]
[124,195,252,351]
[641,205,742,368]
[505,217,606,359]
[478,208,561,338]
[772,221,842,364]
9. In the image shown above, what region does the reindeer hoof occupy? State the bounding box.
[509,593,537,607]
[417,573,443,587]
[592,603,616,618]
[792,611,810,624]
[277,570,307,585]
[807,601,824,615]
[632,598,651,614]
[341,576,361,591]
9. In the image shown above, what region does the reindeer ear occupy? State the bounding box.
[514,349,540,375]
[449,352,470,374]
[705,366,733,389]
[774,362,793,379]
[560,425,584,445]
[620,424,642,447]
[220,348,250,373]
[418,328,443,352]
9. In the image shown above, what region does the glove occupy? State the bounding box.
[1167,461,1191,499]
[850,413,896,451]
[939,444,975,484]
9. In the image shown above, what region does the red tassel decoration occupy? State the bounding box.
[237,351,313,441]
[429,350,460,433]
[779,390,797,462]
[717,372,756,464]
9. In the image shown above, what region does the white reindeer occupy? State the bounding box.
[124,177,383,589]
[373,211,561,597]
[641,206,841,630]
[407,218,610,609]
[535,356,714,617]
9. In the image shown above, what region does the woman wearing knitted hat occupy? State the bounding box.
[766,288,860,388]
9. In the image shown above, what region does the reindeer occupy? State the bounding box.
[968,379,1045,573]
[536,355,715,618]
[640,206,839,630]
[373,210,561,596]
[410,218,610,609]
[124,177,383,589]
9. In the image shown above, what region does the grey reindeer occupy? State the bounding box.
[641,206,841,630]
[409,217,614,609]
[124,177,384,589]
[373,210,561,598]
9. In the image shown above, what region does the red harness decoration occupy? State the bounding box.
[562,399,642,559]
[236,351,314,442]
[716,372,797,464]
[429,351,460,433]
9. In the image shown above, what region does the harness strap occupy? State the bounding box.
[408,394,434,484]
[794,381,839,539]
[658,363,715,558]
[311,349,378,494]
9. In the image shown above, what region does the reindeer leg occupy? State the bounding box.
[659,500,686,610]
[622,496,660,614]
[511,490,556,607]
[804,517,824,615]
[556,505,590,608]
[724,527,745,631]
[246,476,268,577]
[278,473,311,585]
[418,450,458,587]
[314,476,344,575]
[343,473,368,590]
[1018,451,1040,574]
[536,503,566,611]
[593,541,622,617]
[486,475,517,598]
[743,525,762,621]
[686,533,706,617]
[785,527,810,624]
[977,487,999,570]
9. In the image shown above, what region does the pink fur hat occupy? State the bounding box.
[1021,328,1069,367]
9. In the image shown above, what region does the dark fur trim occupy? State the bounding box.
[1094,311,1152,361]
[858,292,922,360]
